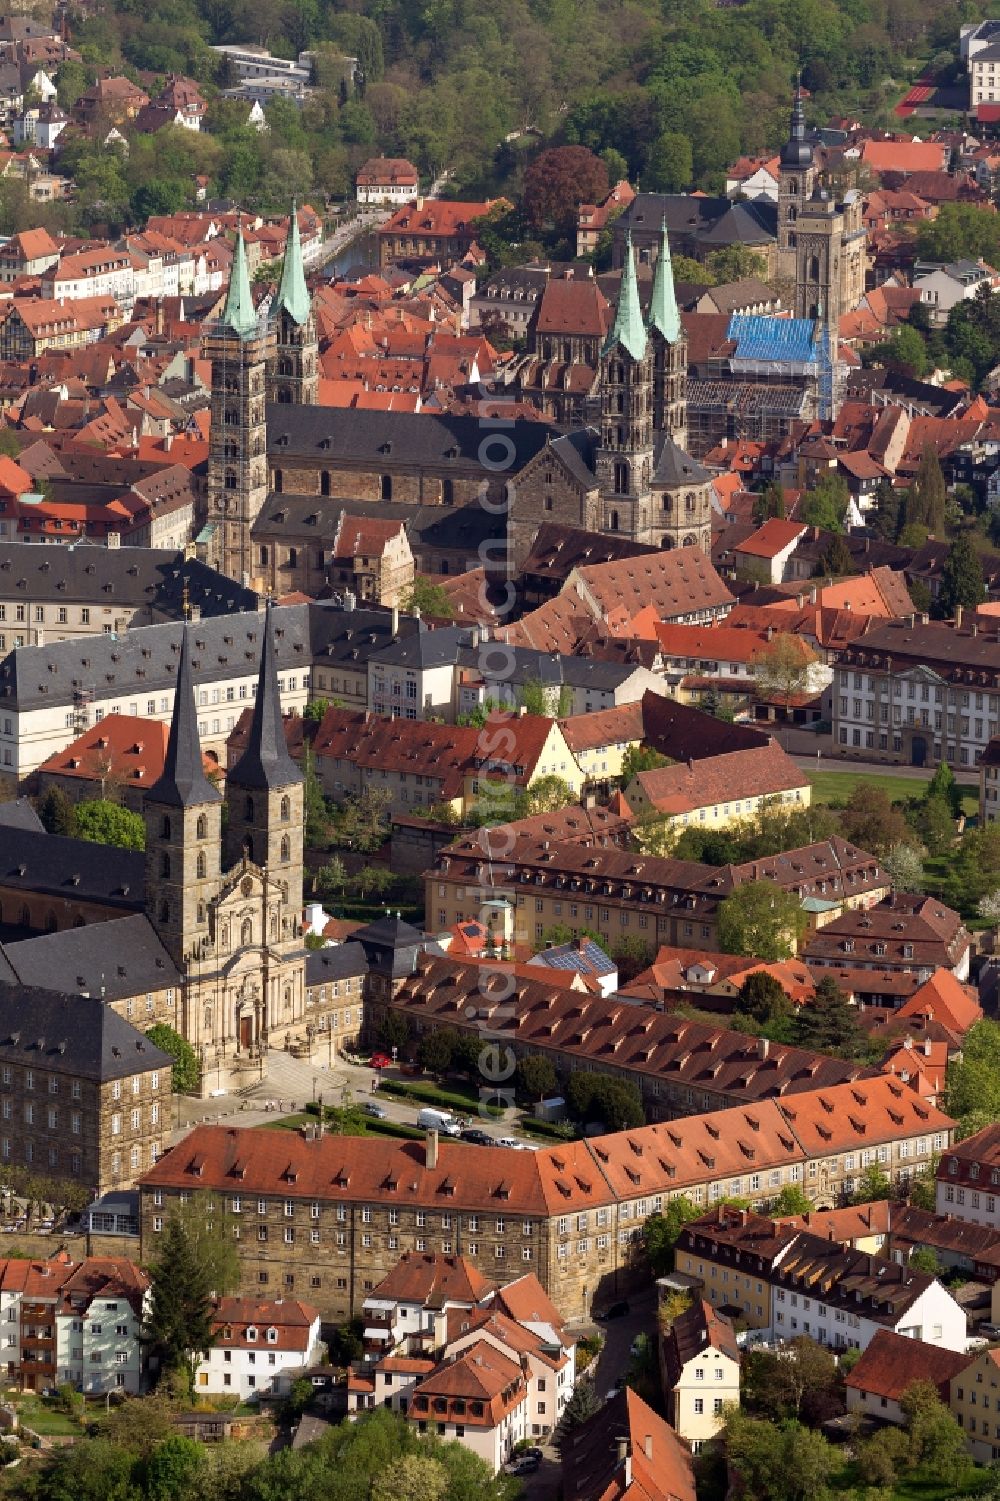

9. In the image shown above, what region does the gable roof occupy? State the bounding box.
[844,1327,971,1402]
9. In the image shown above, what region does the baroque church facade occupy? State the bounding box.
[144,611,307,1093]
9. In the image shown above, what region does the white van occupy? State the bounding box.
[417,1107,461,1136]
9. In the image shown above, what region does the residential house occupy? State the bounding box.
[915,260,1000,326]
[356,158,419,206]
[846,1328,971,1427]
[378,198,505,270]
[732,520,809,584]
[802,894,971,981]
[662,1298,740,1451]
[938,1123,1000,1231]
[35,712,218,811]
[951,1346,1000,1462]
[194,1297,322,1401]
[623,741,811,831]
[0,226,59,281]
[561,1387,696,1501]
[676,1206,968,1352]
[327,516,414,608]
[55,1256,149,1395]
[558,703,645,795]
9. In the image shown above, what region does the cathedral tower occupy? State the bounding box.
[595,233,654,541]
[648,221,688,450]
[143,627,223,974]
[224,609,304,953]
[205,226,275,587]
[267,207,318,405]
[777,86,817,281]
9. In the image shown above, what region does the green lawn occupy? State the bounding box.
[377,1077,506,1119]
[807,770,979,818]
[14,1396,81,1436]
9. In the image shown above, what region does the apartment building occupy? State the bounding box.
[937,1123,1000,1230]
[951,1346,1000,1463]
[980,734,1000,824]
[138,1075,954,1324]
[194,1296,322,1401]
[676,1207,967,1352]
[662,1298,740,1451]
[426,832,888,953]
[832,615,1000,769]
[846,1327,971,1428]
[623,741,810,830]
[803,893,971,981]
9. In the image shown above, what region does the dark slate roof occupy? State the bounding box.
[0,827,143,908]
[265,404,555,471]
[0,543,259,617]
[617,193,777,248]
[253,495,501,558]
[456,642,642,691]
[520,524,658,585]
[308,603,422,668]
[0,987,172,1081]
[1,913,180,999]
[652,435,712,489]
[305,941,368,987]
[351,916,433,977]
[550,427,599,490]
[0,798,44,833]
[369,623,475,671]
[0,604,312,712]
[145,625,222,808]
[227,610,303,791]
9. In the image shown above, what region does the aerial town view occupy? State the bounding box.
[3,0,1000,1498]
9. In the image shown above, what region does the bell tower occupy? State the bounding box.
[595,232,654,542]
[143,626,223,976]
[777,85,817,281]
[267,206,318,406]
[205,225,275,587]
[225,608,304,954]
[647,220,688,450]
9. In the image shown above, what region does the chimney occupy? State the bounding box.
[810,585,818,605]
[921,612,929,625]
[956,604,964,628]
[644,1435,653,1461]
[616,1437,630,1464]
[972,621,979,637]
[758,1036,770,1060]
[426,1128,439,1170]
[391,605,399,637]
[416,194,424,210]
[317,1094,324,1137]
[924,1037,933,1056]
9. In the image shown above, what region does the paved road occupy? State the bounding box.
[791,753,937,783]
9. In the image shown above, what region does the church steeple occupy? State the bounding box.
[274,204,310,327]
[603,232,646,362]
[228,609,303,792]
[146,628,221,809]
[648,220,681,344]
[221,225,257,338]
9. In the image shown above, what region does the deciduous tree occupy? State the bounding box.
[74,799,145,851]
[717,881,806,960]
[523,145,609,232]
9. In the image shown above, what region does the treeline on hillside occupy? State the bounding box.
[26,0,985,237]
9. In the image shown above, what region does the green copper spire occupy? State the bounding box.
[648,219,681,344]
[275,204,311,327]
[602,231,647,362]
[221,224,257,338]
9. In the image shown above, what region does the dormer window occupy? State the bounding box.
[246,1325,257,1342]
[266,1327,278,1343]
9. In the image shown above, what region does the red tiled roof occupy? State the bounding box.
[844,1327,971,1402]
[734,519,806,559]
[629,742,808,816]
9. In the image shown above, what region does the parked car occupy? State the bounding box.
[503,1454,542,1475]
[495,1137,522,1149]
[460,1127,493,1146]
[363,1102,388,1119]
[596,1300,631,1321]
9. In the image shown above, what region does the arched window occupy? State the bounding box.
[612,361,624,383]
[273,469,283,493]
[809,254,821,282]
[280,835,290,862]
[221,923,230,950]
[241,918,253,947]
[161,815,171,840]
[610,509,620,532]
[613,460,628,495]
[197,902,205,924]
[380,474,393,501]
[196,851,206,879]
[685,492,695,513]
[283,986,292,1011]
[661,536,674,550]
[159,900,169,924]
[270,913,278,941]
[259,545,269,566]
[277,387,292,404]
[245,796,254,821]
[442,477,454,505]
[288,547,297,569]
[683,533,697,547]
[662,495,673,512]
[278,356,293,377]
[224,469,237,491]
[224,439,238,460]
[160,853,170,879]
[196,814,207,839]
[321,471,331,497]
[203,1004,212,1032]
[280,796,290,822]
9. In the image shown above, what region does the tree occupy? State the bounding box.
[926,762,962,817]
[145,1218,215,1396]
[793,976,865,1058]
[723,1410,837,1501]
[376,1011,411,1055]
[400,576,454,620]
[851,1162,892,1203]
[316,855,348,899]
[619,744,670,785]
[753,482,786,524]
[164,1193,241,1300]
[336,785,392,853]
[737,970,791,1025]
[875,322,928,378]
[900,1380,970,1484]
[742,1338,840,1425]
[642,1198,701,1276]
[553,1380,602,1451]
[908,1246,939,1275]
[303,698,330,724]
[800,473,850,534]
[37,785,76,836]
[854,1426,911,1488]
[871,479,902,541]
[815,532,855,578]
[770,1185,813,1216]
[704,245,768,283]
[417,1027,455,1076]
[352,865,394,900]
[717,882,806,961]
[144,1436,206,1501]
[522,774,575,815]
[937,532,986,618]
[913,794,955,857]
[565,1072,644,1131]
[750,634,816,711]
[523,145,609,232]
[145,1023,199,1094]
[882,840,926,893]
[903,446,948,538]
[40,1437,140,1501]
[839,782,915,857]
[516,1054,558,1101]
[74,799,145,851]
[371,1456,448,1501]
